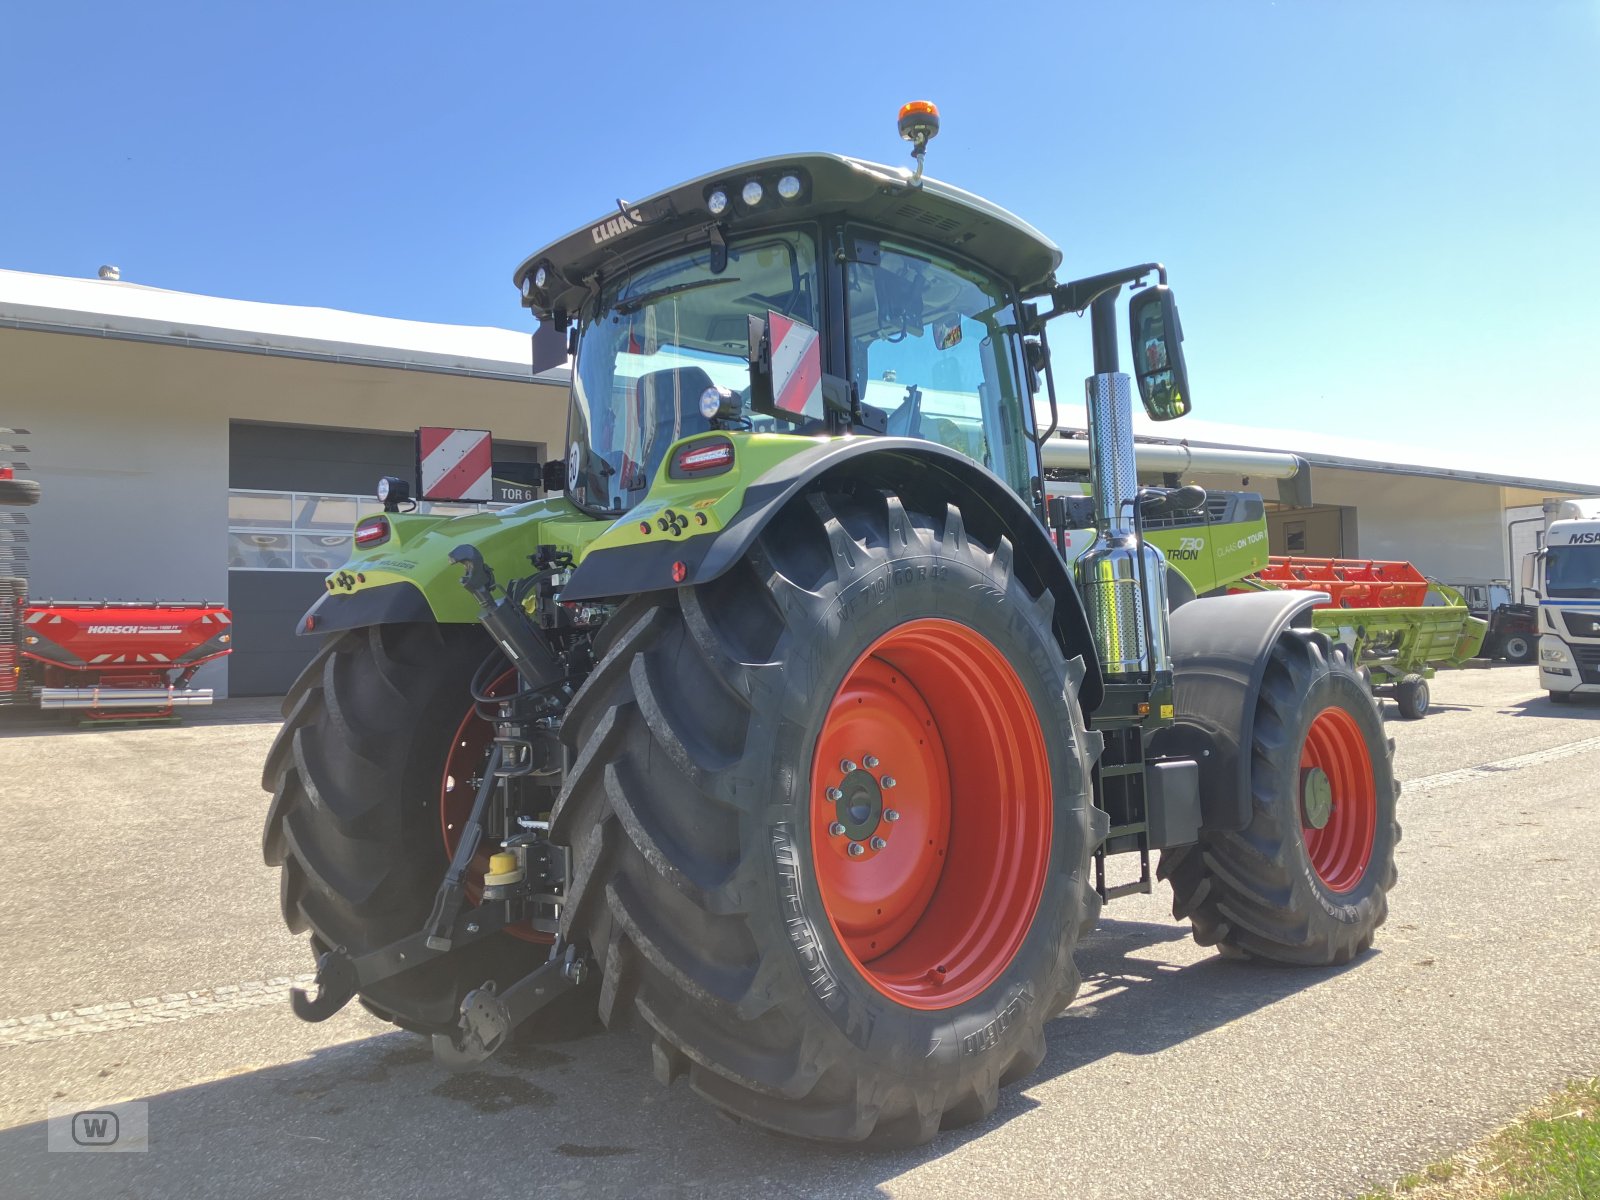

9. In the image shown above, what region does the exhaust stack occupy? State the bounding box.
[1074,291,1172,680]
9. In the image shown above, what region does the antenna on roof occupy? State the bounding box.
[97,265,120,281]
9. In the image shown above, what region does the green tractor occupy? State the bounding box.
[263,104,1398,1145]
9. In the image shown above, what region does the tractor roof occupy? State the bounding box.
[513,153,1063,319]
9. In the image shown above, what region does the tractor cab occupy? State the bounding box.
[513,147,1064,517]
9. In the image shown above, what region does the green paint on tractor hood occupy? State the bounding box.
[302,432,824,631]
[304,497,605,630]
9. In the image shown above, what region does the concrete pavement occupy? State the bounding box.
[0,667,1596,1198]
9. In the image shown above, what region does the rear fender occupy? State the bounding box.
[298,498,604,636]
[562,437,1104,712]
[1151,590,1326,833]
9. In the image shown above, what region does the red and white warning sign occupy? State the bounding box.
[767,311,824,421]
[417,427,493,502]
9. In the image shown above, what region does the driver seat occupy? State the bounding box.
[634,366,716,463]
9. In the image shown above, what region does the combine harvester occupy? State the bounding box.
[1036,472,1485,720]
[0,430,231,722]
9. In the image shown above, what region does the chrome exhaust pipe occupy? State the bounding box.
[1075,372,1171,678]
[39,687,214,710]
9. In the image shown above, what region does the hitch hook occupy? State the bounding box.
[289,948,358,1022]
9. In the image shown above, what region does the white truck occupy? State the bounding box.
[1525,497,1600,703]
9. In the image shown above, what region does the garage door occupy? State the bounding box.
[227,422,542,696]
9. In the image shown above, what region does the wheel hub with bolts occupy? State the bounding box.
[827,757,899,854]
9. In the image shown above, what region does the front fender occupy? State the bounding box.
[1153,590,1326,832]
[562,436,1104,711]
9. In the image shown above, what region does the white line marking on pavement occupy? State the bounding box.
[1403,735,1600,797]
[7,739,1596,1048]
[0,975,317,1048]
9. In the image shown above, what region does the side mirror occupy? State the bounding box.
[531,318,569,376]
[542,459,567,493]
[1127,284,1191,421]
[1520,551,1537,592]
[747,310,829,422]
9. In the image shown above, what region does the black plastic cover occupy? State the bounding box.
[1151,590,1323,832]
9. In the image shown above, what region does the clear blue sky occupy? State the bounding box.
[4,2,1597,481]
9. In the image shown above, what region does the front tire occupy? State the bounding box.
[550,488,1101,1145]
[1502,633,1533,663]
[1160,628,1399,964]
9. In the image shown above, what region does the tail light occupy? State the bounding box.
[669,437,735,479]
[354,517,391,548]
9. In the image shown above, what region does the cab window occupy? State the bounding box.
[846,238,1033,496]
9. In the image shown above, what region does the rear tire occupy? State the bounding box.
[261,623,593,1033]
[550,488,1101,1145]
[1160,628,1399,965]
[1502,633,1533,663]
[1395,673,1430,720]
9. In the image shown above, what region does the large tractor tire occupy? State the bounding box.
[262,623,591,1034]
[1159,628,1399,965]
[550,488,1102,1145]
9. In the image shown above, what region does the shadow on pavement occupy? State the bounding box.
[1505,693,1600,718]
[0,916,1359,1198]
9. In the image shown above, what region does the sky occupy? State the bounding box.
[3,1,1597,482]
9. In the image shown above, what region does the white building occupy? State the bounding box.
[3,267,1594,696]
[1,268,568,695]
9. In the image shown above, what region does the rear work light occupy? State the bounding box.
[354,517,391,548]
[669,437,735,479]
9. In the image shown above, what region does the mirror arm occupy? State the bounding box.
[1031,262,1167,329]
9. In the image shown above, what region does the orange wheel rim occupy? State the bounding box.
[809,618,1052,1010]
[1299,706,1377,893]
[440,668,551,944]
